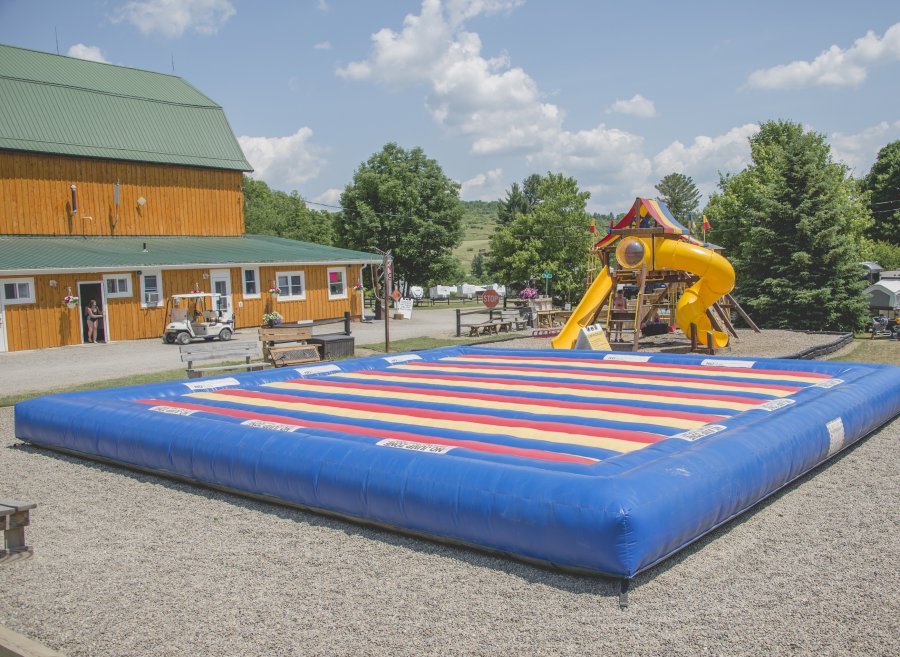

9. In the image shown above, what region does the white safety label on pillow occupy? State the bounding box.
[149,405,198,416]
[242,419,299,432]
[603,354,652,362]
[815,378,843,389]
[757,399,796,412]
[384,354,422,364]
[377,439,454,454]
[672,425,727,442]
[294,364,341,376]
[183,377,239,391]
[700,358,755,368]
[826,418,845,457]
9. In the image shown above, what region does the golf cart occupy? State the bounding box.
[162,293,234,345]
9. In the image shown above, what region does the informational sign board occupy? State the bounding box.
[574,323,611,351]
[541,271,553,279]
[482,289,500,308]
[391,289,402,302]
[395,298,414,320]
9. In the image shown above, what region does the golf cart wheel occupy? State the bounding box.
[175,332,191,345]
[164,333,176,344]
[218,327,233,341]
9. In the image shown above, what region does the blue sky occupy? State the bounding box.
[1,0,898,213]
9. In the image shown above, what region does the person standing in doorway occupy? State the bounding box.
[84,299,103,343]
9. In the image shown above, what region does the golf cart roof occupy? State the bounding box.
[171,293,221,300]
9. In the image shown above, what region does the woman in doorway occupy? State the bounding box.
[84,299,104,343]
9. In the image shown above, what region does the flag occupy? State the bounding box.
[702,215,711,232]
[607,220,613,235]
[688,212,695,233]
[588,218,596,234]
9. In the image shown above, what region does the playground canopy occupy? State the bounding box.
[594,198,701,250]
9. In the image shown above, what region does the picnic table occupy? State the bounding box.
[467,320,512,337]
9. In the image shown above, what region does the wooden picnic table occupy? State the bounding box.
[467,320,512,337]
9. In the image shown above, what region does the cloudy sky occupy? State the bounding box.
[2,0,898,213]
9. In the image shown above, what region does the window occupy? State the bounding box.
[104,274,132,299]
[327,267,347,300]
[242,268,260,298]
[139,270,164,308]
[1,278,35,305]
[275,271,306,301]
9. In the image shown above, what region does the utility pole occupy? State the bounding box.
[374,247,393,353]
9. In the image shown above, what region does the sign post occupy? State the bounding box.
[541,271,552,296]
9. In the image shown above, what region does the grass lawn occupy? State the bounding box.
[828,337,900,366]
[0,368,188,407]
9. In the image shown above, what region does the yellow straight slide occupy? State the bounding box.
[551,265,613,350]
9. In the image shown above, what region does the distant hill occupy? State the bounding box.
[454,200,499,276]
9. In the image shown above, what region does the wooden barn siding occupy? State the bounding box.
[0,151,244,236]
[3,264,363,351]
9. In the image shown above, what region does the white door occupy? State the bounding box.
[209,269,232,315]
[0,302,7,352]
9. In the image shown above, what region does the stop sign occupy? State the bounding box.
[482,289,500,308]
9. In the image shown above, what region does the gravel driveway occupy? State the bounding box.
[2,326,897,656]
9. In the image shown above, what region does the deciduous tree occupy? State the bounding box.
[488,173,593,302]
[863,140,900,244]
[244,177,336,245]
[337,143,464,288]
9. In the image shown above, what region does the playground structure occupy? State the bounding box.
[552,198,758,352]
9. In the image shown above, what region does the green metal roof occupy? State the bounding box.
[0,44,252,171]
[0,235,380,275]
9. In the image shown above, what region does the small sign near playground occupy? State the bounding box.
[391,289,402,302]
[541,271,553,279]
[482,289,500,308]
[395,297,413,320]
[574,323,611,351]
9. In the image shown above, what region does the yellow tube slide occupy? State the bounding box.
[551,265,613,350]
[621,237,734,348]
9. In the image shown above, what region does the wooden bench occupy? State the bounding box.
[179,342,269,379]
[1,498,36,564]
[259,326,320,367]
[466,321,513,337]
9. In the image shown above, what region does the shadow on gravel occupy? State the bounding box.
[7,426,882,607]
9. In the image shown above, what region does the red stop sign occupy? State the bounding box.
[482,289,500,308]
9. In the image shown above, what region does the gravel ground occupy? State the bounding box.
[2,331,898,656]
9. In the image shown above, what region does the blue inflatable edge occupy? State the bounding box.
[14,347,900,579]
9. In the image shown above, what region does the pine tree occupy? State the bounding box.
[704,121,869,331]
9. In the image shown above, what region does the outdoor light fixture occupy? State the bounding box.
[49,280,57,287]
[136,196,146,207]
[70,184,77,214]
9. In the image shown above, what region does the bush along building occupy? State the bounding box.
[0,44,378,351]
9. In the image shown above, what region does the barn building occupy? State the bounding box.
[0,44,377,352]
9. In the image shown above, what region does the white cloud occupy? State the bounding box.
[312,188,343,209]
[829,120,900,174]
[747,22,900,89]
[459,168,505,200]
[337,0,658,206]
[608,94,657,118]
[313,41,332,50]
[317,0,329,11]
[653,123,758,198]
[67,44,110,64]
[112,0,235,38]
[237,128,328,189]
